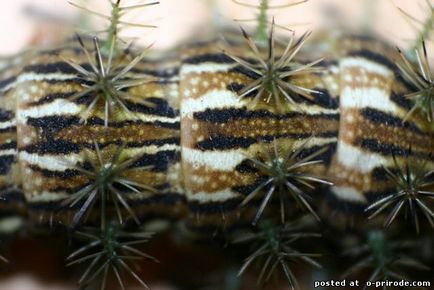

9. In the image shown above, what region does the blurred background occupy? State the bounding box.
[0,0,432,289]
[0,0,431,54]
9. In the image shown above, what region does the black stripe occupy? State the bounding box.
[131,150,180,172]
[196,133,337,150]
[22,61,77,74]
[193,107,339,123]
[310,89,339,109]
[0,141,16,150]
[0,155,14,175]
[229,64,261,79]
[347,49,416,91]
[119,137,180,148]
[0,126,16,134]
[0,109,13,122]
[22,60,179,79]
[232,178,267,196]
[22,139,80,154]
[297,143,337,165]
[183,53,234,64]
[74,95,178,118]
[358,139,433,160]
[22,137,180,155]
[361,107,424,134]
[0,76,16,91]
[0,188,25,204]
[197,136,256,150]
[129,192,186,206]
[390,92,413,111]
[124,97,178,118]
[348,49,397,72]
[359,138,406,156]
[141,67,179,78]
[27,115,180,134]
[29,165,81,179]
[188,198,242,214]
[29,92,76,106]
[27,115,80,134]
[371,167,390,181]
[228,80,339,110]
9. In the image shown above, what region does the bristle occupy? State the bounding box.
[234,219,321,289]
[365,152,434,234]
[342,230,429,287]
[62,142,157,230]
[225,21,323,112]
[240,138,331,225]
[67,221,157,290]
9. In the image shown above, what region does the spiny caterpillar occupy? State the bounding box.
[0,1,433,290]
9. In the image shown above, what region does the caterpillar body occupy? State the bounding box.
[0,5,433,289]
[0,33,432,230]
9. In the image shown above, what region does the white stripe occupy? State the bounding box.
[182,147,245,171]
[19,72,75,82]
[19,152,81,171]
[128,144,180,155]
[17,99,81,122]
[341,58,392,77]
[297,103,338,115]
[0,149,16,156]
[0,119,16,130]
[186,189,237,203]
[1,72,76,92]
[293,137,337,149]
[340,87,398,113]
[336,142,387,173]
[181,90,243,117]
[135,115,180,124]
[331,186,367,203]
[181,63,235,75]
[29,191,69,202]
[183,137,336,172]
[19,143,179,172]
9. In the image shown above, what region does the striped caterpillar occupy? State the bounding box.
[0,1,433,289]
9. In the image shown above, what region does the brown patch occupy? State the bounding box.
[328,160,390,193]
[55,123,178,145]
[340,108,432,154]
[181,71,251,99]
[181,114,338,149]
[183,162,255,194]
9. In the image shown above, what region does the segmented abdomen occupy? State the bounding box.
[0,34,433,232]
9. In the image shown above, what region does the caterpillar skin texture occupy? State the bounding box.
[0,33,433,233]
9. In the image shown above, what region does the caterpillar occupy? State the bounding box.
[0,1,433,290]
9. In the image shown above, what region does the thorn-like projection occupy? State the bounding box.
[63,142,157,229]
[365,153,434,233]
[397,0,433,52]
[67,221,158,290]
[69,0,159,52]
[232,0,309,44]
[342,230,429,289]
[397,42,434,123]
[0,254,7,264]
[234,220,321,289]
[225,20,323,110]
[64,35,156,127]
[241,139,332,225]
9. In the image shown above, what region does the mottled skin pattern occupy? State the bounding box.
[0,33,433,234]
